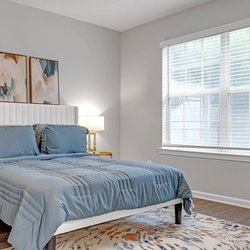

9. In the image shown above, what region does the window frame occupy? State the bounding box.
[160,18,250,157]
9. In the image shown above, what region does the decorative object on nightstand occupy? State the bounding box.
[79,115,104,152]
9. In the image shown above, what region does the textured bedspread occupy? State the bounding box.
[0,154,192,250]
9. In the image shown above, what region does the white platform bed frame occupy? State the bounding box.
[0,103,183,250]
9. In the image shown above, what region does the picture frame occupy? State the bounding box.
[0,51,27,103]
[29,56,60,105]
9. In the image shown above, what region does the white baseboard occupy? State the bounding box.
[192,190,250,209]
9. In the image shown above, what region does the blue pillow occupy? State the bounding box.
[40,125,88,154]
[0,125,39,158]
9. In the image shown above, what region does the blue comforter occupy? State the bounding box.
[0,154,192,250]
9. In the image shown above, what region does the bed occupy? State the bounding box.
[0,103,192,250]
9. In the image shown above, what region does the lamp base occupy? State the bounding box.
[87,132,96,152]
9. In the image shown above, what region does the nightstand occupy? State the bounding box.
[89,151,113,158]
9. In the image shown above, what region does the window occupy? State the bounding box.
[162,25,250,150]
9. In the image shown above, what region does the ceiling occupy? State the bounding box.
[9,0,212,31]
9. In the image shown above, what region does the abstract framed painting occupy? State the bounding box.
[29,57,60,104]
[0,51,27,103]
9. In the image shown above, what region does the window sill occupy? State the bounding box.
[158,147,250,163]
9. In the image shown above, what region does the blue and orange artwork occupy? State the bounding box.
[30,57,59,104]
[0,52,27,103]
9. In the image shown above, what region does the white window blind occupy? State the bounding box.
[162,26,250,149]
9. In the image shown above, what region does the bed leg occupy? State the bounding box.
[175,203,182,224]
[44,236,56,250]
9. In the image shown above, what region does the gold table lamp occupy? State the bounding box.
[79,116,104,152]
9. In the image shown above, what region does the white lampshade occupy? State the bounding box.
[79,116,104,132]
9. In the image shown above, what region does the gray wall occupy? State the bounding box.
[0,0,121,158]
[121,0,250,200]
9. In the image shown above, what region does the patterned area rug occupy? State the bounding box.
[56,208,250,250]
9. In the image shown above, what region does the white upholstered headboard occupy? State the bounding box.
[0,103,78,125]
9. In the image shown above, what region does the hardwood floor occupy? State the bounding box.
[0,222,11,249]
[0,198,249,249]
[193,198,250,226]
